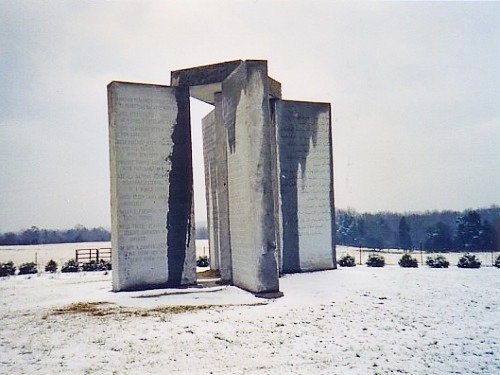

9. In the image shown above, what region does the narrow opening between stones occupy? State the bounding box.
[189,97,214,270]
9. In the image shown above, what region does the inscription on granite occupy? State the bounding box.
[108,59,335,296]
[202,109,220,270]
[108,82,195,291]
[213,92,232,282]
[275,100,335,272]
[223,61,279,293]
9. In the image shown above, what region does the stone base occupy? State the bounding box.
[254,291,285,299]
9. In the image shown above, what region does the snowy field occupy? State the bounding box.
[337,246,498,267]
[0,264,498,374]
[1,241,496,269]
[0,240,210,267]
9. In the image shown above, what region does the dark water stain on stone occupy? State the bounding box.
[222,62,246,154]
[166,87,193,286]
[276,100,326,272]
[251,63,279,292]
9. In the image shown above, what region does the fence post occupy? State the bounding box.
[96,249,100,263]
[420,243,424,266]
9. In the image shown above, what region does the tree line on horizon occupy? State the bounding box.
[1,206,498,251]
[336,206,499,252]
[0,225,110,246]
[0,224,209,246]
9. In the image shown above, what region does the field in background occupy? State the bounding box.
[0,241,497,269]
[338,246,499,267]
[0,240,210,268]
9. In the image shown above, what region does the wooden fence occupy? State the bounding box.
[75,248,111,264]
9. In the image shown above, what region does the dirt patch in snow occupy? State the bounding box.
[197,269,221,278]
[45,301,268,319]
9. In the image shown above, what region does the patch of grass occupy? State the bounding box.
[51,302,115,317]
[46,301,267,318]
[197,269,221,278]
[149,305,219,315]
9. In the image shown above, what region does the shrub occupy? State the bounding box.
[338,254,356,267]
[82,260,97,272]
[398,253,418,268]
[0,261,16,277]
[18,262,37,275]
[82,260,100,272]
[366,254,385,267]
[426,255,449,268]
[61,259,80,273]
[45,259,58,273]
[196,256,209,267]
[100,259,112,270]
[457,253,481,269]
[82,260,110,272]
[495,255,500,268]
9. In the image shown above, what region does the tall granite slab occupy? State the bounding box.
[273,100,336,273]
[222,61,280,293]
[201,109,220,271]
[213,92,232,282]
[108,81,196,291]
[201,97,232,282]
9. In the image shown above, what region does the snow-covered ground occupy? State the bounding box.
[1,265,498,374]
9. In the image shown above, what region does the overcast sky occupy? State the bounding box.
[0,1,499,232]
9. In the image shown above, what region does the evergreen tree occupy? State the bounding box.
[398,216,412,250]
[455,211,482,251]
[424,222,453,251]
[363,217,390,250]
[356,218,366,246]
[479,220,498,251]
[336,212,358,246]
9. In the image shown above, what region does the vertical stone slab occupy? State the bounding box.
[214,92,232,283]
[269,99,282,275]
[108,81,196,291]
[274,100,336,272]
[201,109,220,271]
[222,61,280,293]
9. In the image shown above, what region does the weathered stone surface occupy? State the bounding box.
[222,61,280,293]
[213,92,232,282]
[171,60,282,104]
[108,81,196,291]
[273,100,336,273]
[171,60,243,88]
[201,109,219,271]
[201,97,232,282]
[108,59,334,296]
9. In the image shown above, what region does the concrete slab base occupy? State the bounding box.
[254,291,285,299]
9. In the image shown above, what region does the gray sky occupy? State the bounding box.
[1,1,499,232]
